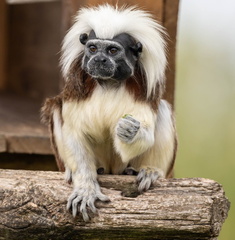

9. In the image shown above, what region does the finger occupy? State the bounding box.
[97,192,110,202]
[87,198,97,214]
[136,169,146,182]
[80,200,90,222]
[67,192,78,210]
[72,196,82,217]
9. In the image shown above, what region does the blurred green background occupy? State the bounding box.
[175,1,235,239]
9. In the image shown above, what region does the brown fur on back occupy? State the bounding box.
[41,95,63,125]
[41,95,65,171]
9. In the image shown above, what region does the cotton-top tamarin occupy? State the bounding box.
[41,4,177,222]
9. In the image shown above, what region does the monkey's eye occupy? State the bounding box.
[89,45,97,53]
[109,47,118,55]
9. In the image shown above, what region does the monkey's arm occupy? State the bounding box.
[114,100,177,192]
[42,98,109,221]
[61,124,110,221]
[114,112,156,162]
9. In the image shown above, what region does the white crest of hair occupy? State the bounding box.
[61,4,167,99]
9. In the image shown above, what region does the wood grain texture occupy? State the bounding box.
[0,169,230,240]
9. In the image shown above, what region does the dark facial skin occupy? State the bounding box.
[80,31,142,83]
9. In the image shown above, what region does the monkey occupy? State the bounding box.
[41,4,177,222]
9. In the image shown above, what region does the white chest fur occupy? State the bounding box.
[62,85,156,143]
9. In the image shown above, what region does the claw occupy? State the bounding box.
[87,198,97,213]
[67,192,77,210]
[137,168,162,192]
[67,183,110,222]
[72,195,82,217]
[72,203,78,218]
[80,199,90,222]
[97,192,110,202]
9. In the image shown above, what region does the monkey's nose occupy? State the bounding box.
[94,56,107,63]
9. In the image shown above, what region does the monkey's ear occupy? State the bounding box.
[80,33,88,45]
[130,42,143,57]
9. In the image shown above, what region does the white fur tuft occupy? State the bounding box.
[61,4,167,98]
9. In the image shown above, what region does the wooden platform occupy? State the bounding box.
[0,93,52,154]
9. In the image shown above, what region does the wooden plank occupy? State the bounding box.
[0,93,52,154]
[0,170,230,240]
[162,0,180,106]
[0,1,7,90]
[6,135,51,154]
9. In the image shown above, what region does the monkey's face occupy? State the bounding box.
[80,31,142,81]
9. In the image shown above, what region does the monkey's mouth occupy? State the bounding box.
[86,64,115,79]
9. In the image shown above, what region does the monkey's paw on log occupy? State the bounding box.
[137,167,164,192]
[66,180,110,222]
[0,169,230,240]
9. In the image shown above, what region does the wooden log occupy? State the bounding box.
[0,169,230,240]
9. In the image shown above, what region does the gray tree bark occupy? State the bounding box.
[0,169,230,240]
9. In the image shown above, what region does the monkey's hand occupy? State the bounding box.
[116,115,140,143]
[137,167,164,192]
[115,114,155,162]
[67,179,110,222]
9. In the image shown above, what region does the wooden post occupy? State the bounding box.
[0,169,230,240]
[0,1,8,90]
[162,0,179,105]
